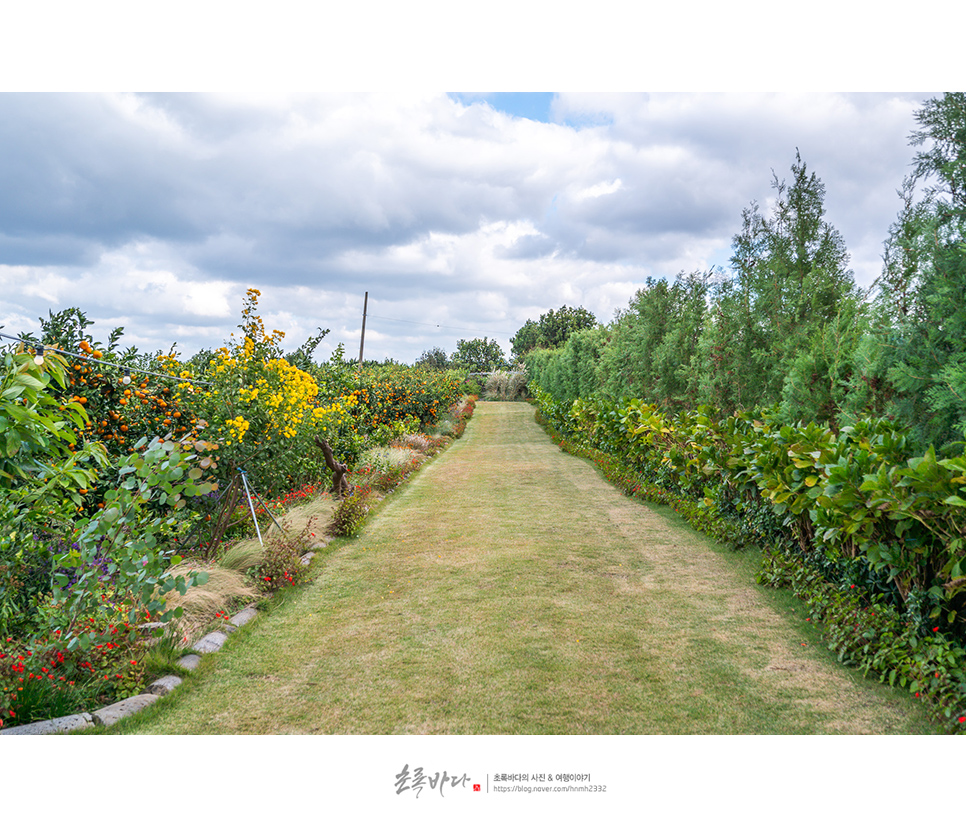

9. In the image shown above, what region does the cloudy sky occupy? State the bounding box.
[0,90,944,365]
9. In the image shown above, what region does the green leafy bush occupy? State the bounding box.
[327,486,374,538]
[253,519,317,593]
[756,546,966,731]
[48,436,213,651]
[534,381,966,731]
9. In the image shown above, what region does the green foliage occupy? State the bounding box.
[844,94,966,453]
[252,520,316,593]
[284,326,331,372]
[415,346,450,370]
[0,425,202,732]
[451,337,508,373]
[327,486,374,537]
[0,531,60,637]
[527,153,866,429]
[595,272,709,408]
[777,297,867,427]
[48,436,213,650]
[459,377,482,397]
[510,305,597,359]
[0,345,110,638]
[910,92,966,217]
[721,151,859,413]
[0,348,105,505]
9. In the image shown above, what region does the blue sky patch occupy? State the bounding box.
[448,92,556,123]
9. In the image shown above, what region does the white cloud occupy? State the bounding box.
[573,178,624,201]
[0,91,941,363]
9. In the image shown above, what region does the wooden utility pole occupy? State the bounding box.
[358,291,368,369]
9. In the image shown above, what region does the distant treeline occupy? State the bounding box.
[521,93,966,455]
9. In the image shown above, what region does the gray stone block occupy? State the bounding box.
[143,675,183,695]
[176,654,201,671]
[0,712,94,735]
[230,606,258,628]
[191,631,228,653]
[92,694,160,727]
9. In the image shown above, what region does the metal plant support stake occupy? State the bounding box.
[238,469,284,547]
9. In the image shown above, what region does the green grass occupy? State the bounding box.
[101,402,937,734]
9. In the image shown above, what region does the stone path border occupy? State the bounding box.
[0,603,261,735]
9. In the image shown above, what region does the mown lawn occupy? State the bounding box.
[107,402,936,734]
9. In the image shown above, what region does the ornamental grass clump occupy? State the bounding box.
[161,560,258,646]
[354,446,425,492]
[357,446,422,475]
[483,369,527,401]
[392,433,433,454]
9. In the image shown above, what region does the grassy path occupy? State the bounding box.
[119,402,934,734]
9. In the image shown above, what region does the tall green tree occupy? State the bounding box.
[451,337,508,373]
[709,150,859,416]
[597,272,708,409]
[415,346,450,370]
[511,305,597,359]
[860,93,966,452]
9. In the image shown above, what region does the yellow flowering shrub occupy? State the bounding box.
[179,289,466,495]
[176,289,329,493]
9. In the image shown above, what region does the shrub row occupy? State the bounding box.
[0,288,472,729]
[327,396,477,538]
[532,385,966,732]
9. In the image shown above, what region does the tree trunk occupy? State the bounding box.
[315,437,349,498]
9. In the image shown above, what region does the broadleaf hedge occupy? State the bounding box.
[532,383,966,732]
